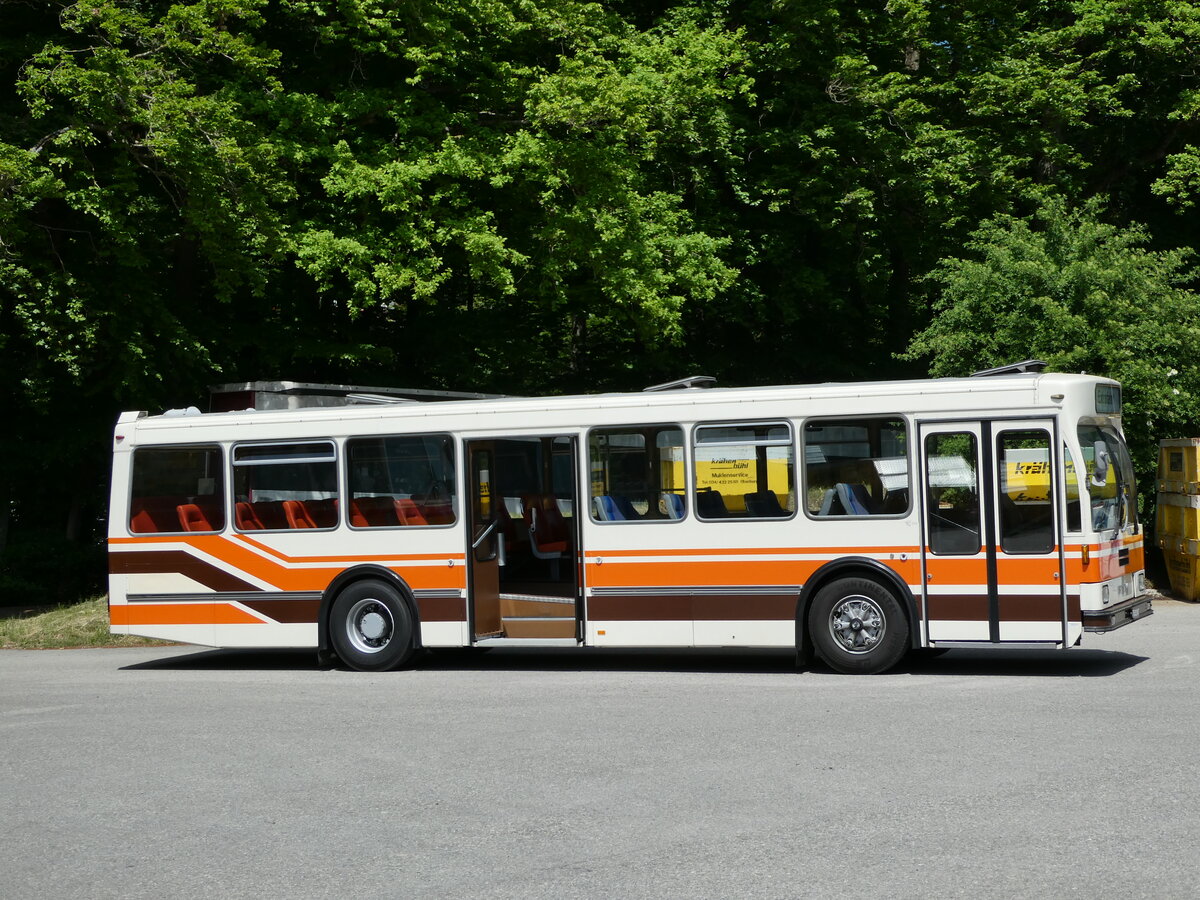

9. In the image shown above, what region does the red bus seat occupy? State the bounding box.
[283,500,317,529]
[235,501,264,530]
[350,497,400,527]
[129,497,180,533]
[523,495,568,556]
[177,503,215,532]
[394,497,428,526]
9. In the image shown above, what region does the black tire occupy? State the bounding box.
[328,579,416,672]
[807,577,909,674]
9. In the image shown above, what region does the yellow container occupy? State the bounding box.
[1158,438,1200,494]
[1156,491,1200,546]
[1164,550,1200,601]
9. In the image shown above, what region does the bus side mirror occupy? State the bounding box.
[1091,441,1110,489]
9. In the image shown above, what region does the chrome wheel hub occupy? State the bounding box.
[829,595,885,654]
[346,599,394,654]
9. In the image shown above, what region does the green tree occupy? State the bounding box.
[1,0,291,594]
[709,0,1200,385]
[272,1,750,391]
[0,0,753,599]
[906,197,1200,483]
[8,0,1200,600]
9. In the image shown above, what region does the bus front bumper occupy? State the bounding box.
[1082,595,1153,633]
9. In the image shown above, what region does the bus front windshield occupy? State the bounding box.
[1077,423,1137,533]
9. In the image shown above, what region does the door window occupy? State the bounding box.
[472,449,497,562]
[925,432,981,555]
[996,430,1055,553]
[1064,443,1082,533]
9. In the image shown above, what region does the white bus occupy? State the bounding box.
[108,365,1151,674]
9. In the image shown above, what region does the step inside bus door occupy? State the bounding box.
[467,441,503,639]
[918,419,1068,645]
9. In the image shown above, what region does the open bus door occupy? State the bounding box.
[919,419,1070,646]
[467,441,503,639]
[466,436,581,643]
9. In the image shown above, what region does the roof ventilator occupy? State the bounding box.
[643,375,718,393]
[970,360,1048,378]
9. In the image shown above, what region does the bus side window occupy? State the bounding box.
[693,423,795,520]
[804,418,909,517]
[347,435,457,528]
[232,442,338,531]
[129,446,225,534]
[589,426,686,522]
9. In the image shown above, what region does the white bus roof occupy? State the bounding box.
[116,371,1118,445]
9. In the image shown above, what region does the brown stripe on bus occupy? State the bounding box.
[589,593,798,622]
[109,550,262,593]
[997,594,1083,621]
[927,594,1080,622]
[237,597,322,624]
[416,594,468,622]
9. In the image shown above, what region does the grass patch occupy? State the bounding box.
[0,596,171,650]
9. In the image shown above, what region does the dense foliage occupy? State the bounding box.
[4,0,1200,598]
[908,198,1200,479]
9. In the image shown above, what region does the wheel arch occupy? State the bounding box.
[318,565,422,665]
[795,557,920,656]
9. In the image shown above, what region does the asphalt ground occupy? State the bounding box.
[2,602,1199,899]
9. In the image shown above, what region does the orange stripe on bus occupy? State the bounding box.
[110,603,264,626]
[179,536,339,592]
[110,534,464,564]
[994,557,1063,580]
[592,545,919,559]
[113,538,466,593]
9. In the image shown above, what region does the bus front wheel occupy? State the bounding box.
[808,577,909,675]
[329,579,416,672]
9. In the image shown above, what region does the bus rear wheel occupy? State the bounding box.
[808,577,909,675]
[329,579,416,672]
